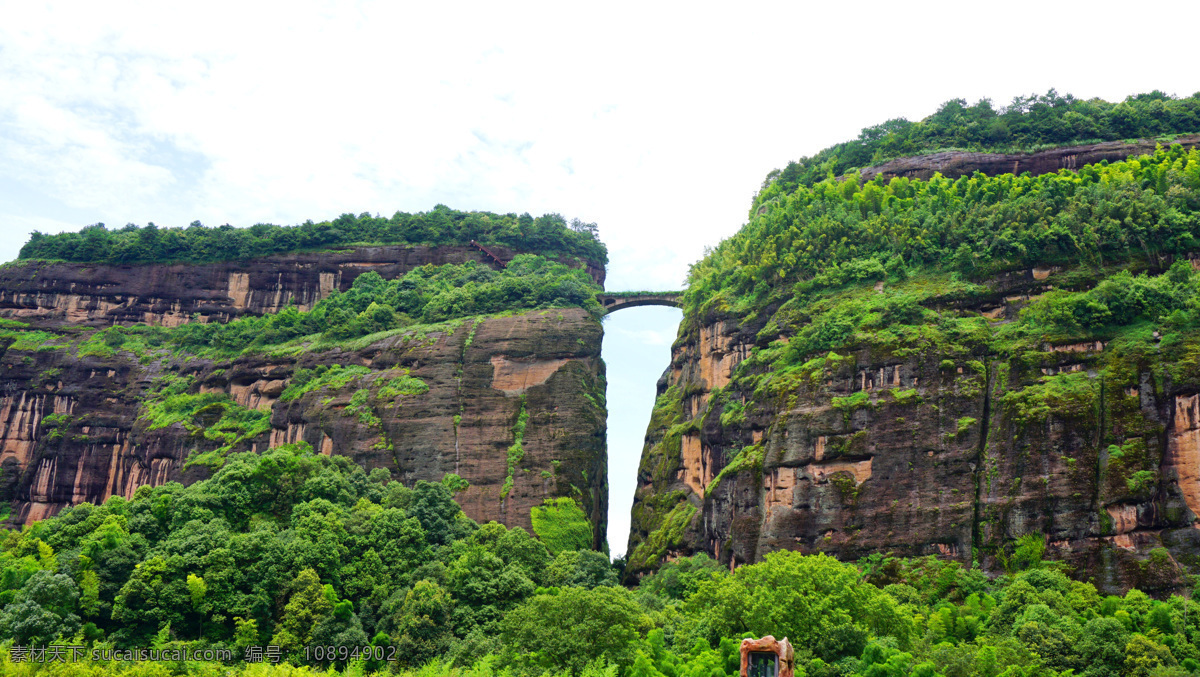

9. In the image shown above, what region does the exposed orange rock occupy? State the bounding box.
[230,379,287,411]
[696,322,749,391]
[936,543,960,557]
[1167,394,1200,521]
[269,422,307,447]
[1106,504,1140,534]
[680,434,712,497]
[490,357,570,394]
[0,244,602,331]
[763,467,796,513]
[806,459,872,485]
[1049,341,1105,353]
[1111,534,1137,550]
[858,136,1200,183]
[227,272,252,309]
[628,149,1200,594]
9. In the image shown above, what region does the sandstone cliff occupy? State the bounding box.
[0,248,607,546]
[0,244,605,330]
[628,266,1200,593]
[629,142,1200,594]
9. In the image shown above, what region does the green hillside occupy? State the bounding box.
[760,90,1200,198]
[689,143,1200,331]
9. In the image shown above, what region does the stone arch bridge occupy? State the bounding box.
[597,291,683,312]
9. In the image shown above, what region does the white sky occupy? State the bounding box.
[2,0,1198,555]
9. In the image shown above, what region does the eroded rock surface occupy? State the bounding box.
[0,245,605,330]
[0,250,607,543]
[858,135,1200,183]
[628,265,1200,594]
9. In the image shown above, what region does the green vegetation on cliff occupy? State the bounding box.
[692,144,1200,327]
[675,142,1200,421]
[81,254,602,358]
[659,249,1200,570]
[140,375,273,469]
[17,206,607,266]
[761,89,1200,195]
[625,100,1200,610]
[530,497,593,555]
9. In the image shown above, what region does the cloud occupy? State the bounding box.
[6,1,1196,280]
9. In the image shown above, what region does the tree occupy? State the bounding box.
[570,218,600,239]
[468,522,550,583]
[111,555,187,645]
[686,552,913,649]
[392,580,453,667]
[638,553,724,601]
[410,480,467,545]
[1123,634,1176,677]
[270,568,333,657]
[0,570,81,645]
[186,573,207,612]
[544,550,619,589]
[447,545,535,632]
[1076,616,1129,677]
[501,586,651,674]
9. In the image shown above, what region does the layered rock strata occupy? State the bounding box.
[630,139,1200,592]
[858,135,1200,183]
[0,250,607,543]
[627,267,1200,593]
[0,245,605,330]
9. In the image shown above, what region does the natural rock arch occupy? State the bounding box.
[597,292,682,312]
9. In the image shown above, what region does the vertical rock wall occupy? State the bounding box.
[0,248,608,545]
[629,267,1200,594]
[0,245,605,330]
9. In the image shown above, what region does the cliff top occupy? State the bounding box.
[16,205,607,268]
[756,89,1200,207]
[688,143,1200,333]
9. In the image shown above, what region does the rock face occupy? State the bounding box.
[0,249,607,545]
[858,135,1200,183]
[627,267,1200,593]
[629,139,1200,593]
[0,245,605,329]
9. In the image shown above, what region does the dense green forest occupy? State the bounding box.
[4,443,1200,677]
[15,207,607,267]
[694,143,1200,329]
[760,90,1200,198]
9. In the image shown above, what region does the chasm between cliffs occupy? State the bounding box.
[601,305,683,558]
